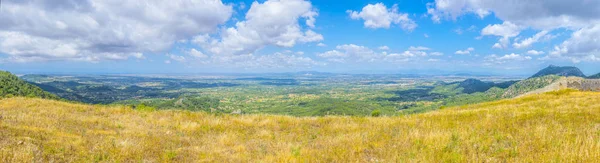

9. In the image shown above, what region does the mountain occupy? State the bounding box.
[2,90,599,162]
[530,65,586,78]
[0,71,59,99]
[458,79,495,94]
[588,73,600,79]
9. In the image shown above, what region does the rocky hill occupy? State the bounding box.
[503,75,562,98]
[530,65,586,78]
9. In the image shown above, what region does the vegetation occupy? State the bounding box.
[530,65,586,78]
[17,66,598,116]
[0,71,58,99]
[588,73,600,79]
[502,75,561,98]
[1,90,599,162]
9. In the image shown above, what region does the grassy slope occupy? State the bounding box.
[1,90,600,162]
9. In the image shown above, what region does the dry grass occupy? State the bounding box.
[1,89,600,162]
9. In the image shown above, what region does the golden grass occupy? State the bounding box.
[1,89,600,162]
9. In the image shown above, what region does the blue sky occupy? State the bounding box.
[1,0,599,75]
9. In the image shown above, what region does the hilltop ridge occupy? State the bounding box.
[589,73,600,79]
[530,65,586,78]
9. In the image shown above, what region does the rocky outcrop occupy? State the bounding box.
[581,79,600,91]
[516,77,600,98]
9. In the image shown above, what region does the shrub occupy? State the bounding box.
[136,104,156,112]
[371,109,381,117]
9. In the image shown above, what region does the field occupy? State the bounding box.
[21,73,521,116]
[1,89,599,162]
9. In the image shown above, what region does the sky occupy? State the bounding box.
[0,0,599,76]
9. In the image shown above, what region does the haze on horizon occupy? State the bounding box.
[0,0,599,75]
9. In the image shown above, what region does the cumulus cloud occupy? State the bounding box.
[318,44,437,63]
[0,0,233,62]
[550,25,600,62]
[211,52,323,69]
[430,52,444,56]
[187,48,208,59]
[408,46,431,51]
[426,0,600,29]
[481,22,522,49]
[317,50,347,62]
[427,0,600,62]
[513,31,549,49]
[347,3,417,31]
[317,44,383,63]
[455,47,475,55]
[378,46,390,51]
[485,53,532,64]
[196,0,322,57]
[527,50,545,55]
[317,43,327,47]
[167,54,187,63]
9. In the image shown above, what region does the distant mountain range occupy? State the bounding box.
[530,65,586,78]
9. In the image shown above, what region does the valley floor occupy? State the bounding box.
[1,89,599,162]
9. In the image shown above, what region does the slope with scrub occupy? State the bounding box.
[1,90,599,162]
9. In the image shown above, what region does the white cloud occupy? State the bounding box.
[486,53,532,64]
[378,46,390,51]
[424,34,429,38]
[167,54,186,63]
[550,25,600,62]
[212,52,323,68]
[455,47,475,55]
[164,60,171,64]
[408,46,431,51]
[513,31,549,49]
[481,22,522,49]
[317,43,327,47]
[481,22,522,37]
[454,28,463,35]
[317,44,383,63]
[426,0,600,29]
[527,50,545,55]
[195,0,322,56]
[0,0,233,62]
[427,0,600,62]
[347,3,417,31]
[318,44,436,63]
[430,52,444,56]
[492,43,503,49]
[317,50,347,62]
[187,49,208,59]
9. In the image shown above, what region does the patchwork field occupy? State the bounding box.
[1,89,599,162]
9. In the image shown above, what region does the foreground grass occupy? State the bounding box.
[1,90,599,162]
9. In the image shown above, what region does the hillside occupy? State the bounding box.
[457,79,494,94]
[530,65,585,78]
[0,71,58,99]
[589,73,600,79]
[1,90,599,162]
[502,75,562,98]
